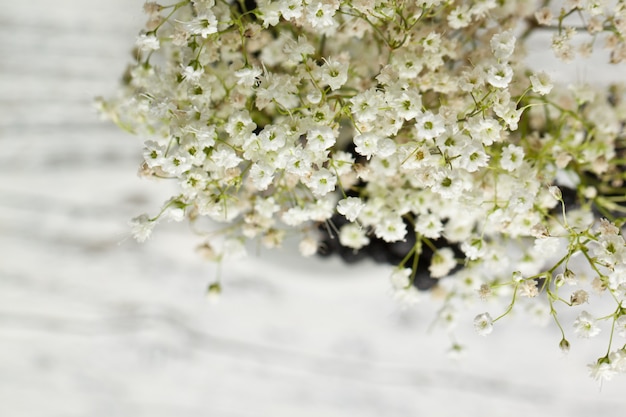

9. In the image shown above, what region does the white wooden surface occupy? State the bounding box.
[1,1,626,416]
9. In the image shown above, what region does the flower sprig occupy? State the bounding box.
[99,0,626,381]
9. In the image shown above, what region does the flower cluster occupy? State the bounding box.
[99,0,626,380]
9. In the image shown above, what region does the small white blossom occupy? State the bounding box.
[184,12,218,37]
[306,1,337,29]
[353,132,380,159]
[305,168,337,197]
[609,349,626,372]
[235,66,262,87]
[136,33,160,52]
[390,268,411,290]
[415,111,446,140]
[490,30,516,60]
[500,144,525,171]
[429,248,456,278]
[486,63,513,88]
[474,312,494,336]
[320,58,348,90]
[573,311,601,338]
[588,360,617,382]
[337,197,365,222]
[530,71,553,95]
[129,214,155,242]
[375,215,407,242]
[299,236,318,257]
[339,223,370,249]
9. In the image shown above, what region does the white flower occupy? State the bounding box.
[429,248,456,278]
[299,236,318,257]
[573,311,601,338]
[390,268,411,290]
[466,117,502,146]
[235,66,262,87]
[143,140,166,168]
[500,144,525,171]
[530,71,553,95]
[337,197,365,222]
[353,132,380,159]
[307,126,336,153]
[184,12,218,37]
[129,214,155,242]
[136,33,160,52]
[374,215,407,242]
[490,30,516,60]
[609,349,626,372]
[281,207,311,226]
[474,312,494,336]
[448,5,472,29]
[519,279,539,297]
[588,360,617,382]
[283,35,315,63]
[392,285,421,306]
[486,63,513,88]
[305,1,337,28]
[181,65,203,83]
[164,205,185,222]
[339,223,369,249]
[278,0,303,20]
[212,146,243,169]
[249,162,275,191]
[455,141,489,172]
[351,89,383,122]
[414,213,444,239]
[304,168,337,197]
[415,111,446,140]
[320,58,348,90]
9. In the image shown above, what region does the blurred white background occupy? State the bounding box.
[1,1,626,416]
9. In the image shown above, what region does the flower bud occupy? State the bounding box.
[559,338,570,354]
[555,273,565,288]
[548,185,562,201]
[206,282,222,303]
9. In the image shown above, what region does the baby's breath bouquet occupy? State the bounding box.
[98,0,626,380]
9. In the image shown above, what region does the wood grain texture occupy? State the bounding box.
[1,1,626,416]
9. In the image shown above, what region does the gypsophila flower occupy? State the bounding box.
[519,279,539,298]
[390,267,411,290]
[415,111,446,140]
[486,63,513,88]
[103,0,626,381]
[136,33,160,52]
[337,197,365,222]
[339,223,369,250]
[429,248,456,278]
[610,349,626,372]
[474,313,494,336]
[353,132,380,159]
[490,31,516,60]
[574,311,601,338]
[129,214,155,242]
[299,236,318,257]
[530,71,553,95]
[588,359,617,382]
[500,144,525,171]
